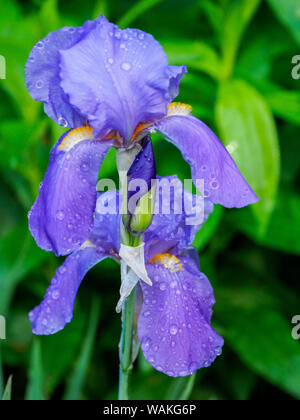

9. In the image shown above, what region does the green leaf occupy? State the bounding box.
[219,306,300,399]
[2,375,12,400]
[162,40,221,80]
[265,89,300,126]
[193,206,223,251]
[25,339,44,400]
[165,373,197,400]
[117,0,163,28]
[93,0,109,19]
[39,0,60,34]
[228,189,300,255]
[215,79,280,233]
[199,0,223,37]
[41,311,87,394]
[221,0,261,79]
[0,225,46,314]
[63,298,101,400]
[267,0,300,46]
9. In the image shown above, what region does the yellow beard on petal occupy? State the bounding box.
[167,102,192,117]
[58,126,94,152]
[149,253,182,273]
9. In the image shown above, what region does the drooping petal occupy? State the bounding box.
[25,17,105,127]
[144,176,214,259]
[28,127,112,256]
[30,191,122,335]
[29,245,103,335]
[155,115,259,208]
[138,250,223,377]
[59,18,186,141]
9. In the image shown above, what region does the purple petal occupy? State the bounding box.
[29,246,103,335]
[127,137,156,206]
[59,19,186,141]
[28,127,111,256]
[155,115,260,208]
[167,65,187,101]
[144,176,214,259]
[25,16,105,127]
[138,251,223,376]
[92,191,122,254]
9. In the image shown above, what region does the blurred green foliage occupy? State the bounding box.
[0,0,299,400]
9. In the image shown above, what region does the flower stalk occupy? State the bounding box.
[118,223,142,400]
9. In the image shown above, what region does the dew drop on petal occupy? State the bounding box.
[58,266,66,274]
[51,290,60,300]
[56,211,65,221]
[159,282,167,291]
[58,117,68,127]
[141,337,152,351]
[170,325,178,335]
[121,62,131,71]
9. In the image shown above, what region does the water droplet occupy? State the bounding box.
[166,370,174,376]
[52,290,60,300]
[159,282,167,291]
[170,325,178,335]
[36,80,43,89]
[80,162,89,172]
[210,180,219,190]
[141,337,151,351]
[58,117,68,127]
[143,311,151,318]
[108,58,114,64]
[121,62,131,71]
[56,211,65,221]
[59,266,66,274]
[188,362,198,373]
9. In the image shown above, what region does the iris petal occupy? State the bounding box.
[25,17,104,127]
[59,18,186,141]
[30,192,122,335]
[155,115,260,208]
[28,128,111,256]
[29,246,103,335]
[138,251,223,377]
[144,176,214,258]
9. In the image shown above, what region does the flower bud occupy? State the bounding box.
[124,135,156,234]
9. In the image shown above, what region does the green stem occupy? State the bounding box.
[118,286,137,400]
[118,226,141,400]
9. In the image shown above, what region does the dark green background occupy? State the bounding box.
[0,0,299,400]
